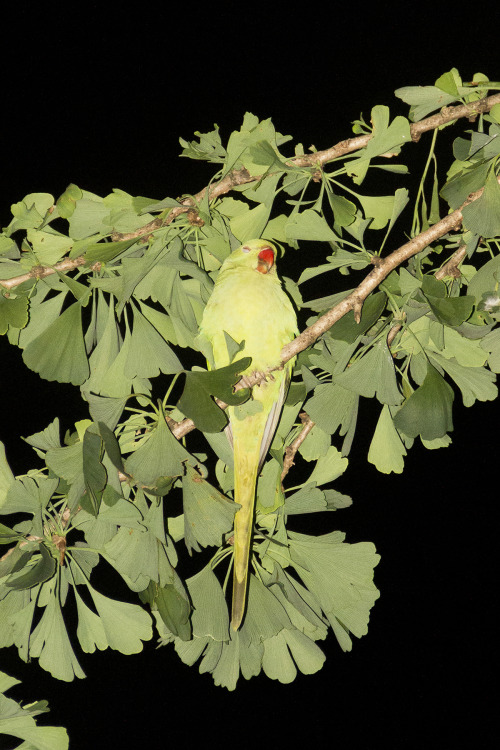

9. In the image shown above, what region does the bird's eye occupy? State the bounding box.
[241,245,251,253]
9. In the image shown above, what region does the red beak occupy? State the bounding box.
[257,247,275,274]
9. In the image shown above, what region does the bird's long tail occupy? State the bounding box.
[230,434,261,630]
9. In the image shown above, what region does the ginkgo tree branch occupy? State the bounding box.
[1,91,498,294]
[0,257,89,292]
[113,91,500,239]
[1,96,497,444]
[279,200,467,361]
[169,185,486,440]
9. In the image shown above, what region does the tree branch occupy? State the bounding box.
[2,94,498,453]
[113,92,500,237]
[408,92,500,141]
[169,185,488,440]
[2,91,498,293]
[0,256,89,291]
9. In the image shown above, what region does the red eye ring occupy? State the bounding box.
[241,245,251,253]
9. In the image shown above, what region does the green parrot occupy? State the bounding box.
[199,239,298,630]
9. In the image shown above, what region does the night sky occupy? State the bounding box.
[1,4,496,747]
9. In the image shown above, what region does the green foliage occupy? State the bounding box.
[0,669,69,749]
[1,68,500,691]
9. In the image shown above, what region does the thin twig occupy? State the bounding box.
[0,534,43,562]
[281,413,315,482]
[434,245,467,280]
[387,322,403,349]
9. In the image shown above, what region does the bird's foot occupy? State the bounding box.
[240,369,274,389]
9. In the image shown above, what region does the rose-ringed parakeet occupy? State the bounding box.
[199,239,298,630]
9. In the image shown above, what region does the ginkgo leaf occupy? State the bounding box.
[187,564,229,640]
[0,670,69,750]
[179,124,227,163]
[335,340,403,405]
[288,531,380,651]
[428,351,498,407]
[356,192,399,230]
[481,328,500,372]
[29,589,86,681]
[467,252,500,303]
[306,446,348,487]
[67,191,110,239]
[395,84,458,121]
[262,631,297,683]
[24,418,61,452]
[82,429,107,516]
[6,193,54,234]
[0,442,14,510]
[0,521,22,544]
[104,526,158,591]
[461,168,500,238]
[423,286,475,327]
[18,293,66,350]
[440,159,491,210]
[304,382,358,436]
[225,113,291,177]
[86,393,129,431]
[327,192,357,227]
[0,295,29,335]
[182,464,239,554]
[285,209,338,242]
[27,228,73,265]
[124,414,197,486]
[45,442,83,484]
[298,250,368,284]
[84,238,140,264]
[124,306,183,378]
[210,633,241,690]
[328,291,387,342]
[368,404,407,474]
[22,302,90,385]
[138,300,180,344]
[346,106,410,182]
[87,586,152,654]
[5,544,56,591]
[153,580,192,641]
[73,587,108,653]
[177,358,251,433]
[230,202,270,242]
[2,475,58,517]
[393,363,454,440]
[84,300,122,394]
[282,628,326,676]
[96,325,136,398]
[285,484,351,514]
[240,573,292,644]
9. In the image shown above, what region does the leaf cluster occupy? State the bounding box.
[1,68,500,688]
[0,668,69,749]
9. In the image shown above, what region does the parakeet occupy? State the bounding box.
[199,239,298,630]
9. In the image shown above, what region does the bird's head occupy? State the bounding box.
[226,239,277,275]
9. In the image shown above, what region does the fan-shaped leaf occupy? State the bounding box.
[22,302,89,385]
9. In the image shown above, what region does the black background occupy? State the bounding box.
[0,3,497,747]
